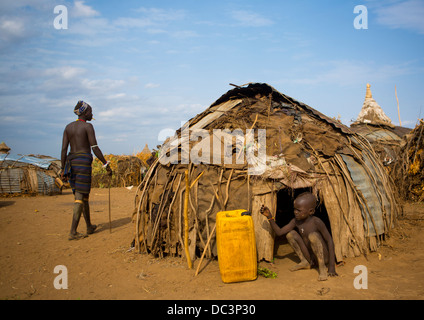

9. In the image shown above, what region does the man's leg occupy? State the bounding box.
[69,192,86,240]
[82,194,97,234]
[286,230,311,271]
[308,232,328,281]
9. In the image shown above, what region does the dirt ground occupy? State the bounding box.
[1,187,424,301]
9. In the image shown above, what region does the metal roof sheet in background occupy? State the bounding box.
[0,154,56,169]
[36,170,60,195]
[362,151,392,222]
[363,129,401,142]
[341,154,385,237]
[0,164,61,195]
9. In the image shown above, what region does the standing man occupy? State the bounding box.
[61,100,112,240]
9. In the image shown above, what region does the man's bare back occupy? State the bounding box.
[61,105,107,169]
[64,121,95,153]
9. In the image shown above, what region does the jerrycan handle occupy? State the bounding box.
[241,211,251,216]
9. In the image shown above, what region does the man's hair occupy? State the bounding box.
[74,100,91,115]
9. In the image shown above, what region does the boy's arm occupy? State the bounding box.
[260,205,295,237]
[316,219,337,275]
[269,218,295,237]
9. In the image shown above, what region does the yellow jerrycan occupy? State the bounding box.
[216,209,257,283]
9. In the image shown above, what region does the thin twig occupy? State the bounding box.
[195,224,217,277]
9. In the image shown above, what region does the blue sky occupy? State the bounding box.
[1,0,423,158]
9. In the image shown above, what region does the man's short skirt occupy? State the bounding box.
[64,152,93,194]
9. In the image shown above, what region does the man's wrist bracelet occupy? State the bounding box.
[268,217,274,221]
[102,161,110,168]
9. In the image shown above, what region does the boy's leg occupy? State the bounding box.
[82,194,97,234]
[308,232,328,281]
[286,230,311,271]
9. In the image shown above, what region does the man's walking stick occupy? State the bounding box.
[108,173,112,233]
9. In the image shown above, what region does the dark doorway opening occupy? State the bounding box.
[274,188,332,257]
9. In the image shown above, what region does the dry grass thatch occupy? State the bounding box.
[394,119,424,202]
[92,154,148,188]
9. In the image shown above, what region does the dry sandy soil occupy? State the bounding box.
[1,187,423,301]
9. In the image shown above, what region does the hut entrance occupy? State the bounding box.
[274,188,332,255]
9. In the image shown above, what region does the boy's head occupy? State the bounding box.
[293,192,317,221]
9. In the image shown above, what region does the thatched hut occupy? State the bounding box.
[0,142,11,154]
[350,84,411,167]
[393,119,424,202]
[92,154,147,188]
[141,144,151,155]
[133,83,400,263]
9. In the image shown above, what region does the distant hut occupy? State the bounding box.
[0,142,11,154]
[91,154,147,188]
[393,119,424,202]
[0,147,62,195]
[133,83,400,263]
[141,144,151,155]
[351,84,411,167]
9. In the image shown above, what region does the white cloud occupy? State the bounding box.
[67,17,113,38]
[73,1,100,18]
[171,30,199,39]
[97,105,139,120]
[174,103,204,113]
[115,7,185,29]
[230,10,274,27]
[107,93,127,99]
[0,115,28,123]
[114,17,152,28]
[44,66,86,80]
[135,7,186,22]
[145,83,160,89]
[374,0,424,34]
[0,18,25,40]
[81,78,126,91]
[98,109,119,118]
[400,119,421,127]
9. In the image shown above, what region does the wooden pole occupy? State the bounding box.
[184,170,192,269]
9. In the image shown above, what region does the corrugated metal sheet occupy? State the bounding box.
[0,167,60,195]
[37,170,60,195]
[362,151,392,225]
[0,154,61,195]
[0,154,54,169]
[363,129,401,142]
[341,154,385,236]
[0,168,24,193]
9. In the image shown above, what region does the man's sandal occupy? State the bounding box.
[68,232,88,240]
[87,224,97,235]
